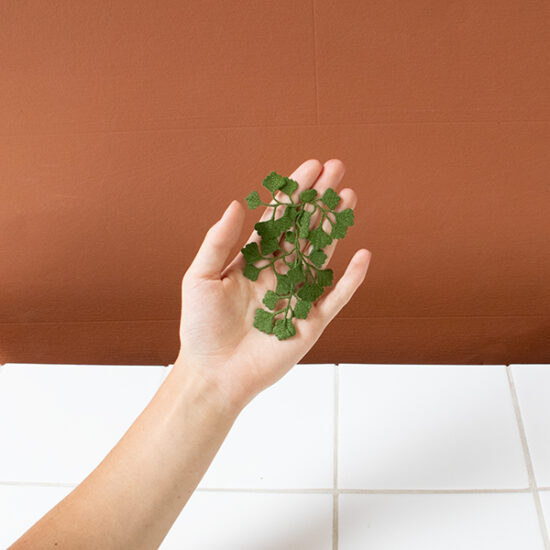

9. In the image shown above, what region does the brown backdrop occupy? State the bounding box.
[1,1,549,365]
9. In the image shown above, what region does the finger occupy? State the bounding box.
[303,187,357,267]
[226,159,323,272]
[311,158,346,197]
[186,200,245,280]
[313,249,372,323]
[297,159,346,256]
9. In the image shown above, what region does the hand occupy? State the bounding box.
[174,159,372,410]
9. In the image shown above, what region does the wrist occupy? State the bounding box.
[169,357,247,420]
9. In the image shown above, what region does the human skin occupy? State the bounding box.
[10,158,372,549]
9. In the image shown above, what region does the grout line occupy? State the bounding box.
[337,488,531,494]
[333,365,339,489]
[186,487,535,495]
[2,119,549,138]
[333,364,339,550]
[196,487,334,494]
[311,0,320,125]
[506,366,550,549]
[333,493,339,549]
[0,481,534,495]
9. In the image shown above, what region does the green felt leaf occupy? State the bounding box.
[274,206,297,233]
[299,189,318,202]
[337,208,354,226]
[273,317,296,340]
[309,249,327,267]
[330,221,347,239]
[262,290,280,310]
[262,171,286,193]
[297,210,312,238]
[293,298,312,319]
[317,268,333,287]
[245,191,261,209]
[245,176,355,340]
[254,308,274,334]
[297,282,324,302]
[308,226,333,249]
[321,188,341,210]
[254,220,276,239]
[275,273,292,295]
[287,263,305,285]
[286,319,297,338]
[243,263,261,281]
[287,205,299,220]
[241,242,262,263]
[285,230,297,243]
[280,177,299,197]
[330,209,354,239]
[260,236,280,255]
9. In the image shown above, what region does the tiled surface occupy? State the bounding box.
[1,362,550,548]
[161,492,333,550]
[196,364,334,489]
[338,364,528,489]
[540,491,550,535]
[0,363,165,483]
[511,365,550,487]
[339,493,544,550]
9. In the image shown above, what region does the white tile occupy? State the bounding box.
[539,490,550,534]
[0,364,165,484]
[0,484,74,548]
[339,493,544,550]
[161,364,174,381]
[199,364,334,489]
[338,365,528,489]
[162,491,333,550]
[510,365,550,486]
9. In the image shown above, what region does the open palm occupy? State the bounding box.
[176,159,372,406]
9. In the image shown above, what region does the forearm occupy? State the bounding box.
[11,360,243,550]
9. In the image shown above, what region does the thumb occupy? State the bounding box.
[187,200,245,279]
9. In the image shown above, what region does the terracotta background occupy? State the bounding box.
[1,1,549,365]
